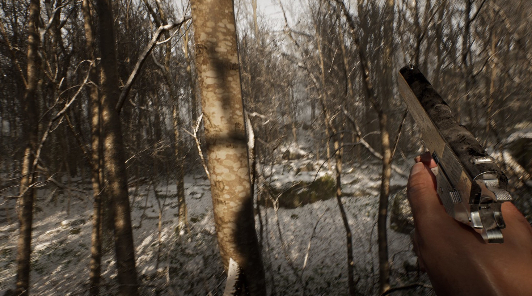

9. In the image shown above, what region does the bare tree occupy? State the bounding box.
[95,0,139,294]
[15,0,40,294]
[81,0,105,294]
[334,0,396,293]
[314,3,357,294]
[142,0,190,234]
[190,0,266,294]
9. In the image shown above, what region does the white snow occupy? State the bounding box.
[0,160,431,295]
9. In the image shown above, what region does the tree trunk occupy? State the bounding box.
[486,31,498,140]
[154,1,188,234]
[186,38,199,124]
[173,104,188,233]
[432,0,446,89]
[335,0,394,293]
[95,1,139,295]
[377,0,395,293]
[190,0,266,295]
[15,0,40,294]
[376,110,392,294]
[315,21,357,295]
[317,36,333,172]
[82,0,104,294]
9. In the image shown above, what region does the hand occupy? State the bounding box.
[407,152,532,296]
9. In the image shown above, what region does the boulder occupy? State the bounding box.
[261,174,335,209]
[281,145,310,160]
[390,187,414,234]
[505,129,532,174]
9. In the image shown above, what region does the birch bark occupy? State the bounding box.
[190,0,266,294]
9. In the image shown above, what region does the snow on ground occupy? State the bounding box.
[0,159,432,296]
[259,159,430,295]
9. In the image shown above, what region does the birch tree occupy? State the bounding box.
[190,0,266,294]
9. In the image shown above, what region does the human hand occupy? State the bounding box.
[407,152,532,296]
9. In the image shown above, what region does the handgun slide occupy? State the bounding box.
[398,66,512,243]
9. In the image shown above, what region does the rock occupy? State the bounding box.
[283,163,296,173]
[505,129,532,174]
[61,219,86,229]
[281,145,310,160]
[390,187,414,234]
[262,174,335,209]
[299,162,315,173]
[403,257,419,273]
[69,228,81,235]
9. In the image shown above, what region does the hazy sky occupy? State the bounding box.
[236,0,294,31]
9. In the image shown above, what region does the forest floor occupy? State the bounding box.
[0,157,433,296]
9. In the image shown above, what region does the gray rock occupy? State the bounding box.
[505,130,532,174]
[390,187,414,234]
[281,146,310,160]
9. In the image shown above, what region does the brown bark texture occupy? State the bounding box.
[377,0,395,293]
[82,0,104,294]
[377,110,392,294]
[190,0,266,295]
[157,3,188,233]
[15,0,40,294]
[95,0,139,295]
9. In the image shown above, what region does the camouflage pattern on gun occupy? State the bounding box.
[398,66,512,243]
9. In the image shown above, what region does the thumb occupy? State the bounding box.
[407,162,445,219]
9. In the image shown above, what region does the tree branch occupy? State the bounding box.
[470,0,487,23]
[115,16,191,113]
[343,108,408,178]
[182,114,210,180]
[0,18,27,87]
[18,61,93,199]
[390,111,408,160]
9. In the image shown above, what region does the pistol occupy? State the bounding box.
[398,66,512,243]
